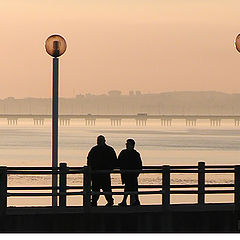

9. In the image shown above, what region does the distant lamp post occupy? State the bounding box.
[45,34,67,207]
[235,34,240,53]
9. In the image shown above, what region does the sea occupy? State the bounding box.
[0,118,239,206]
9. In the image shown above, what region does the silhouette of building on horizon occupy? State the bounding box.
[0,91,240,115]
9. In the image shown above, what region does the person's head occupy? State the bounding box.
[126,139,135,150]
[97,135,106,146]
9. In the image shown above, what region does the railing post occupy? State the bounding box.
[162,165,170,207]
[234,165,240,207]
[83,166,91,211]
[0,167,7,214]
[235,165,240,231]
[198,162,205,205]
[59,163,67,207]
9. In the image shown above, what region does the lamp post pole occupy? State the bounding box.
[235,33,240,229]
[52,56,59,207]
[45,34,67,207]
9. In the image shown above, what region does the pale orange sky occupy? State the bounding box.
[0,0,240,98]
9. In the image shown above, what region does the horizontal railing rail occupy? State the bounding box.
[0,162,239,213]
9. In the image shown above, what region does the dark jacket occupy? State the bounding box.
[87,144,117,170]
[118,149,142,182]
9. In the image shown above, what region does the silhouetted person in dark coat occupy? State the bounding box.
[87,135,117,206]
[118,139,142,206]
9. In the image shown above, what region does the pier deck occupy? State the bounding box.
[1,203,238,232]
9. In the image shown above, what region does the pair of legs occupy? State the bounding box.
[91,174,114,206]
[119,175,140,206]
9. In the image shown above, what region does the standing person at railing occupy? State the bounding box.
[118,139,142,206]
[87,135,117,207]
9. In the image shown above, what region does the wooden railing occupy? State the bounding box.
[0,162,239,213]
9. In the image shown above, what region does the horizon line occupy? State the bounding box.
[1,90,240,100]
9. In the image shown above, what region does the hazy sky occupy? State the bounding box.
[0,0,240,98]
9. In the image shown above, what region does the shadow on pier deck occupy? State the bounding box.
[1,203,238,233]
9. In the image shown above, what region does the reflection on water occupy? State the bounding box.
[1,119,239,206]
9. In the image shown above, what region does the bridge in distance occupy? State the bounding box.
[1,113,240,126]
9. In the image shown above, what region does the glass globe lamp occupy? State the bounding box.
[45,34,67,57]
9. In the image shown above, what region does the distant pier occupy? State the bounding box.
[0,113,240,127]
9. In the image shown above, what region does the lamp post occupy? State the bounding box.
[235,34,240,227]
[45,34,67,207]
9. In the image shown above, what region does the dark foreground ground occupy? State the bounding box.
[0,203,239,233]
